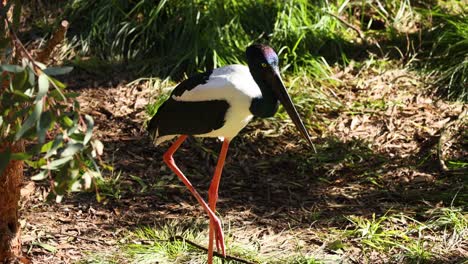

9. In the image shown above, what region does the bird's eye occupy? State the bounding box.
[261,63,268,68]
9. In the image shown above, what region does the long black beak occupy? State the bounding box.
[272,70,317,153]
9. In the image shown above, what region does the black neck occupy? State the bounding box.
[249,68,279,118]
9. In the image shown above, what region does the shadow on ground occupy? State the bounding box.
[65,121,464,229]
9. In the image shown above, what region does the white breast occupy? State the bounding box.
[172,64,262,139]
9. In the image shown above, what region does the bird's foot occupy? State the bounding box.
[210,216,226,256]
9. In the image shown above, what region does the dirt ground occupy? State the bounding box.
[20,64,466,263]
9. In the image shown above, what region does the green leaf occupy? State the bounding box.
[67,124,79,135]
[12,69,28,91]
[44,135,63,159]
[37,111,53,144]
[48,89,64,100]
[25,158,47,168]
[73,100,80,111]
[12,90,32,100]
[62,115,74,128]
[41,156,73,170]
[0,149,11,176]
[130,174,148,193]
[327,240,346,251]
[71,179,82,192]
[1,64,24,73]
[49,76,67,89]
[65,113,80,135]
[10,152,32,160]
[66,92,80,98]
[36,73,49,102]
[40,141,54,153]
[59,143,84,157]
[83,115,94,145]
[31,170,47,181]
[26,66,35,86]
[32,242,57,253]
[15,100,43,140]
[43,66,73,76]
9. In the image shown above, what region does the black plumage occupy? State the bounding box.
[148,99,229,139]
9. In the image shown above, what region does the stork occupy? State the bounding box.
[148,44,314,263]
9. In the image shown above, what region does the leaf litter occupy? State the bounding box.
[21,61,466,263]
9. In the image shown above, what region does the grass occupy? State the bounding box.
[421,9,468,101]
[62,0,348,77]
[18,0,467,100]
[124,224,261,263]
[429,206,467,236]
[78,204,466,264]
[125,225,203,263]
[345,213,407,251]
[127,76,173,128]
[340,206,467,263]
[95,170,123,201]
[58,0,367,78]
[81,221,325,264]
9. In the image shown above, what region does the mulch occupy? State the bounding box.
[20,63,467,263]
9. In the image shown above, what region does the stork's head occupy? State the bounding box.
[246,44,315,151]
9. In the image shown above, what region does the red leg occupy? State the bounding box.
[162,135,225,260]
[208,138,230,263]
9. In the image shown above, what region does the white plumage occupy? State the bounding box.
[170,65,262,140]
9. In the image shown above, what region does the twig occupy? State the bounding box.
[170,235,258,264]
[325,12,367,44]
[5,18,41,73]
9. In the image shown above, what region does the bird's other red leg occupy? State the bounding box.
[208,138,230,263]
[162,135,225,259]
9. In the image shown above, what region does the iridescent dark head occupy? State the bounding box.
[245,44,316,151]
[246,44,279,72]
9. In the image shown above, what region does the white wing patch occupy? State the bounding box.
[170,64,262,139]
[172,65,261,102]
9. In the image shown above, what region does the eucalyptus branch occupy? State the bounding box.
[4,18,41,73]
[5,17,68,101]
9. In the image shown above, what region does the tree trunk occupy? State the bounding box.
[0,141,24,262]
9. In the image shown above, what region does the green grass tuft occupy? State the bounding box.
[64,0,353,78]
[340,207,467,263]
[424,10,468,101]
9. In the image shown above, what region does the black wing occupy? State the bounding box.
[148,98,230,137]
[171,69,213,97]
